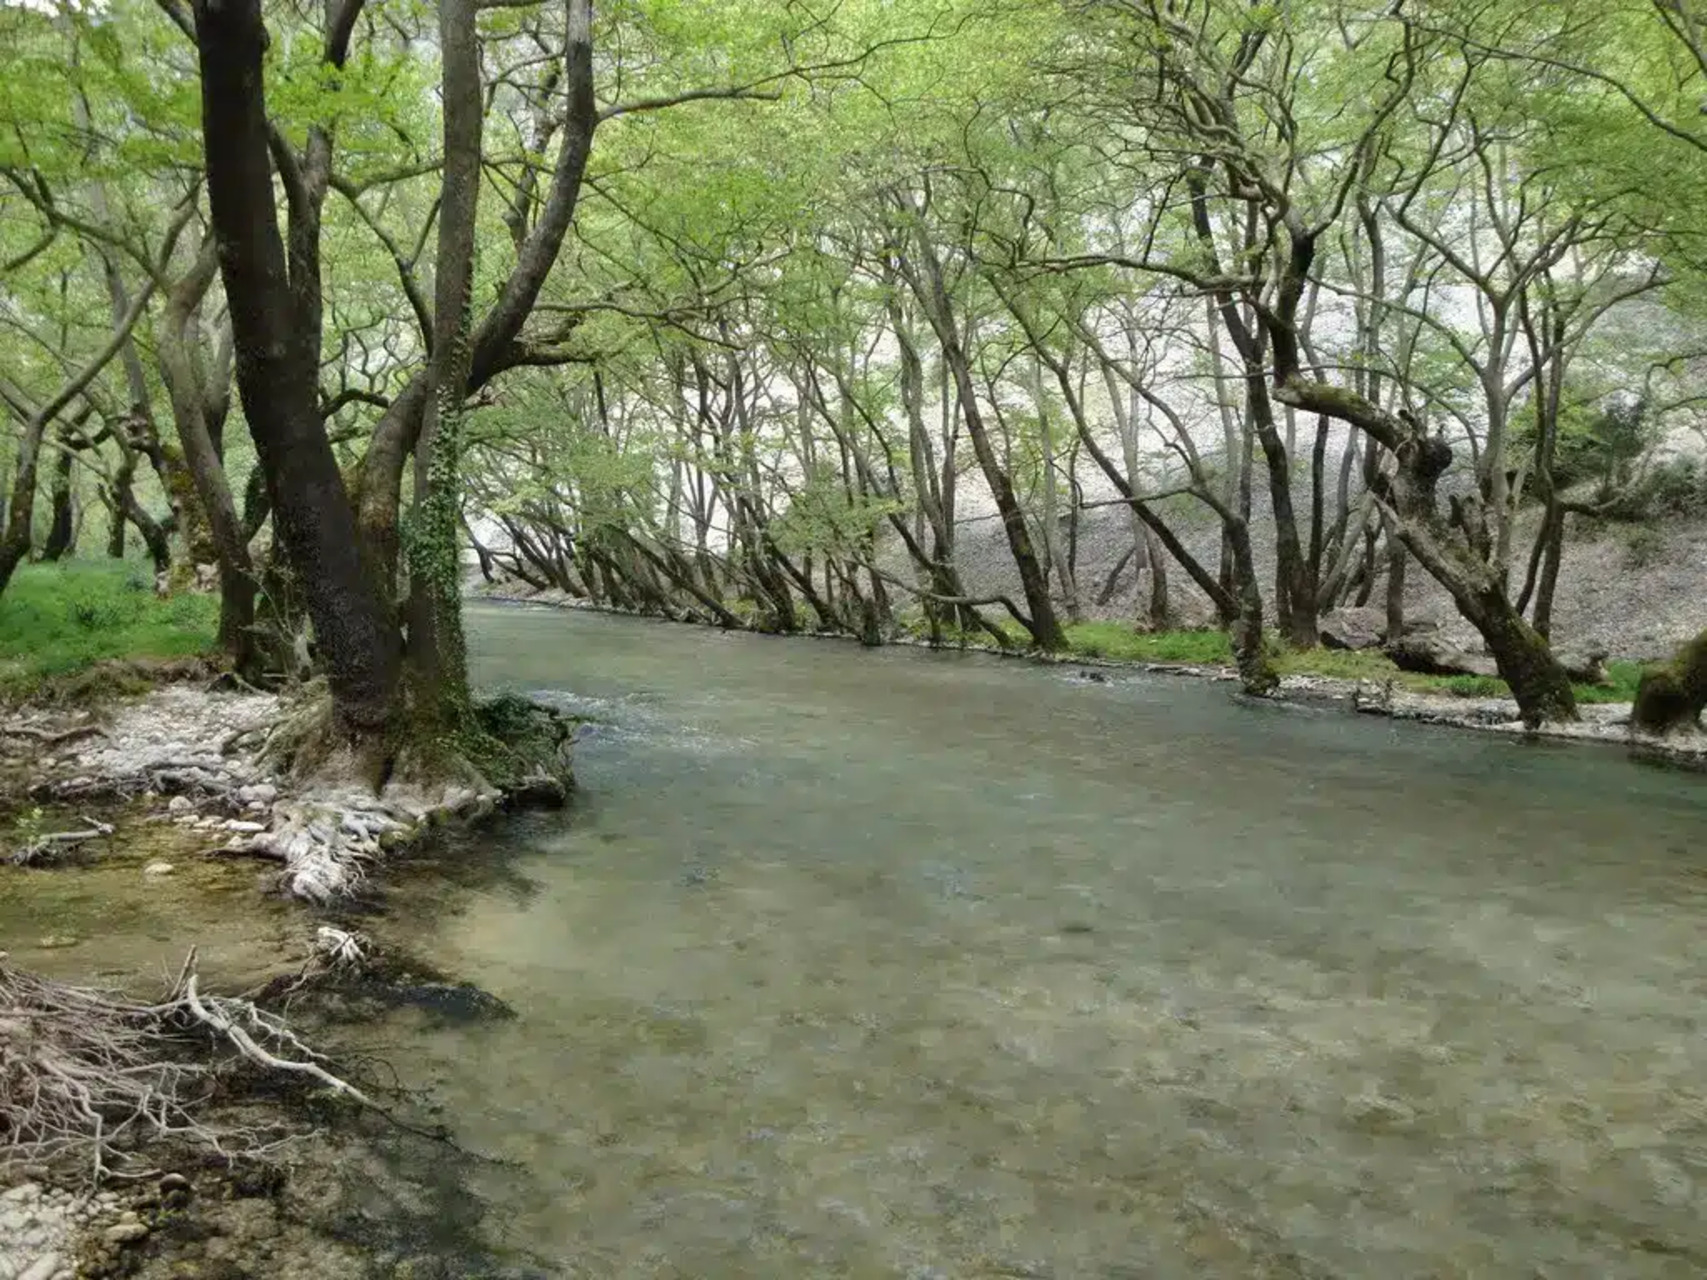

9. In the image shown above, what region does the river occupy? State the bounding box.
[348,603,1707,1277]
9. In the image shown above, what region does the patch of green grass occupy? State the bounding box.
[0,561,217,688]
[916,607,1644,706]
[1064,621,1645,706]
[1063,622,1232,664]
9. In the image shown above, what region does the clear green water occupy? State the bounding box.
[365,605,1707,1277]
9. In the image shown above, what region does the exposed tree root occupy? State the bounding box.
[8,681,574,902]
[0,949,368,1185]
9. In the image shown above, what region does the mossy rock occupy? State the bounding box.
[1633,629,1707,735]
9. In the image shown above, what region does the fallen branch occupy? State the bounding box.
[8,816,115,866]
[0,723,106,750]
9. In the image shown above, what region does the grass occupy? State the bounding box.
[1061,620,1233,664]
[0,561,218,692]
[904,610,1648,705]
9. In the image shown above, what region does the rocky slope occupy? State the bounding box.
[941,488,1707,660]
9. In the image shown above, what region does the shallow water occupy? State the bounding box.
[355,605,1707,1277]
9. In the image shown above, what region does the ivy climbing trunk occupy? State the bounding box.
[405,0,483,730]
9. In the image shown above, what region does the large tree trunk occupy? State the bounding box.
[356,0,595,591]
[193,0,399,738]
[404,0,483,729]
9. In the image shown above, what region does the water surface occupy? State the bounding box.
[376,604,1707,1277]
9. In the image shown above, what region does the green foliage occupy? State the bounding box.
[1516,397,1654,494]
[0,562,216,686]
[1623,525,1667,568]
[1603,457,1707,523]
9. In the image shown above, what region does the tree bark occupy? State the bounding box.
[356,0,596,589]
[404,0,483,729]
[193,0,399,737]
[39,445,76,562]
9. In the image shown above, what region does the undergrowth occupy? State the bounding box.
[0,561,217,694]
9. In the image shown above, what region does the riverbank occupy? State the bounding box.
[474,585,1707,768]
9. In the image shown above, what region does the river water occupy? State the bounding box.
[351,603,1707,1277]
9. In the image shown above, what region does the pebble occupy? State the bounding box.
[143,861,175,877]
[18,1254,62,1280]
[167,795,193,813]
[103,1221,148,1245]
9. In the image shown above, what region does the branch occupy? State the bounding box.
[599,86,783,123]
[325,0,368,68]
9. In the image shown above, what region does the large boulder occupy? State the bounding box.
[1319,606,1385,651]
[1383,634,1500,679]
[1633,629,1707,734]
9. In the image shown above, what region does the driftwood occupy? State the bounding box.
[7,815,115,866]
[0,948,369,1183]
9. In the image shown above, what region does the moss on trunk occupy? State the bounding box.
[1633,629,1707,735]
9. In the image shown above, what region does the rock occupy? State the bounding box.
[1383,635,1499,679]
[159,1174,191,1194]
[1557,645,1610,686]
[237,783,278,805]
[1401,615,1442,636]
[167,795,193,813]
[226,820,268,833]
[19,1255,63,1280]
[142,861,175,877]
[1347,1093,1418,1130]
[1319,606,1386,651]
[102,1221,148,1245]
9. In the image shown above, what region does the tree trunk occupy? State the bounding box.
[1145,525,1171,629]
[356,0,596,590]
[158,237,261,675]
[898,223,1065,651]
[1383,529,1407,641]
[1031,360,1080,624]
[193,0,399,737]
[39,446,75,562]
[405,0,483,730]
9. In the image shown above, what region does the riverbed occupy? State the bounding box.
[10,602,1707,1276]
[361,604,1707,1276]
